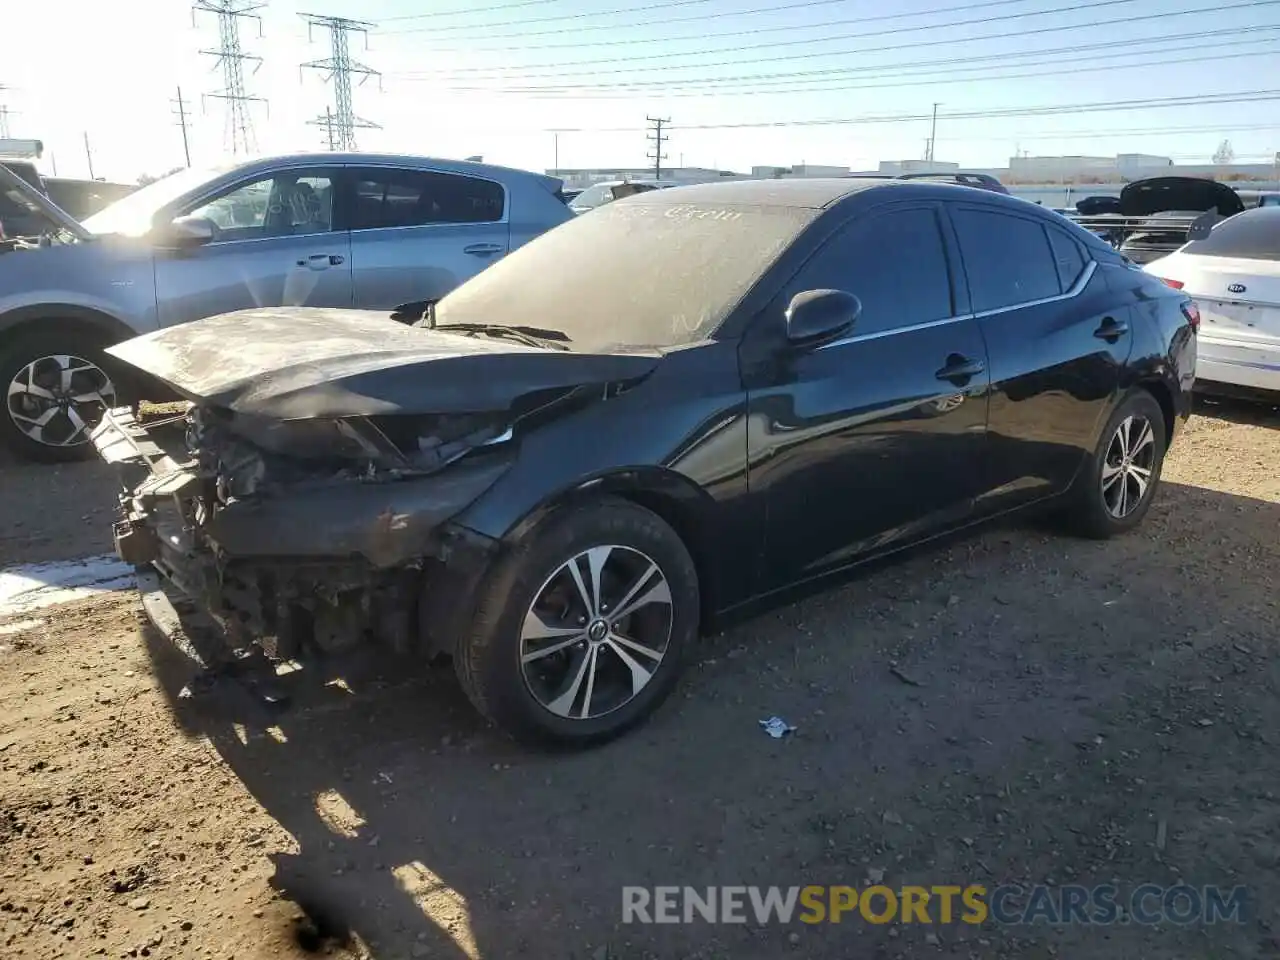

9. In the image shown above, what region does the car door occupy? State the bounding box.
[743,202,991,591]
[344,166,509,311]
[153,166,352,327]
[947,204,1131,514]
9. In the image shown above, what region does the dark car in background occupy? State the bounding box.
[44,177,136,220]
[895,171,1010,194]
[1070,176,1245,264]
[0,158,49,240]
[90,178,1196,745]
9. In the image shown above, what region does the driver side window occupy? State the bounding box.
[184,170,336,242]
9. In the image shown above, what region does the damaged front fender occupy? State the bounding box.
[202,447,515,568]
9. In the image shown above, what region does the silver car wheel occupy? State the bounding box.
[1101,414,1156,519]
[6,354,116,448]
[519,544,673,720]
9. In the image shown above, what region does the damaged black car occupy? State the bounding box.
[92,178,1196,745]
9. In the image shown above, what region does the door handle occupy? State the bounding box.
[463,243,504,256]
[935,353,986,385]
[1093,317,1129,341]
[295,253,342,269]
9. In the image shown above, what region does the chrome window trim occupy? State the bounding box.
[815,257,1097,350]
[971,258,1096,319]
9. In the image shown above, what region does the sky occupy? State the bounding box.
[3,0,1280,183]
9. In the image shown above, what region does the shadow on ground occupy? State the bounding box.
[138,480,1280,960]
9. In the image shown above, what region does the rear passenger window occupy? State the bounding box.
[785,206,953,336]
[350,168,504,229]
[1047,226,1087,291]
[951,208,1061,311]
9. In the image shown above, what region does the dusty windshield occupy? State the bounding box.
[434,197,814,352]
[82,164,238,236]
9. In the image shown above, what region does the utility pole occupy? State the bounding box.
[0,84,15,139]
[925,102,940,164]
[83,132,95,181]
[647,116,670,180]
[194,0,267,156]
[172,87,193,167]
[301,13,380,152]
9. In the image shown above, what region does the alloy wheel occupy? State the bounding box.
[6,354,117,449]
[1101,414,1156,519]
[520,544,674,720]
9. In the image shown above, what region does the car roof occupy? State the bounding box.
[219,152,561,187]
[619,177,905,209]
[619,176,1035,210]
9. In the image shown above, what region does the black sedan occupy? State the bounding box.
[90,178,1198,745]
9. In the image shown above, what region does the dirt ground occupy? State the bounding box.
[2,396,1279,960]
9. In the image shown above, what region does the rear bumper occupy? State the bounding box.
[1196,335,1280,395]
[89,407,502,658]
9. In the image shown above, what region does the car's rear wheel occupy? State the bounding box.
[0,326,120,463]
[1063,389,1167,538]
[455,497,699,746]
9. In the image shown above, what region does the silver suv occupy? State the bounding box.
[0,153,572,461]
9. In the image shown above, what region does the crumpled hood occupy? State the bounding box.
[107,307,662,419]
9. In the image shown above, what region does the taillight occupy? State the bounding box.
[1181,300,1200,331]
[1160,277,1185,289]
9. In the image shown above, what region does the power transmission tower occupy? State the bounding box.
[172,87,193,167]
[647,116,670,180]
[194,0,267,156]
[301,13,380,152]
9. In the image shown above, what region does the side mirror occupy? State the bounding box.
[785,289,861,344]
[155,216,215,248]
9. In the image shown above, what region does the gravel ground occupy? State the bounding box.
[1,397,1279,960]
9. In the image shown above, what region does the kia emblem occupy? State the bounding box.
[1227,283,1247,294]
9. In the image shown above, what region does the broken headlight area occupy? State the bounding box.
[187,405,516,503]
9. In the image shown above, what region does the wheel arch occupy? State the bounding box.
[0,303,136,346]
[1134,376,1176,445]
[502,466,722,626]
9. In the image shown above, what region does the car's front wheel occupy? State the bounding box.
[0,325,119,463]
[1064,389,1168,538]
[456,497,699,746]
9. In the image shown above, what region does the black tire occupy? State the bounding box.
[1063,389,1167,539]
[0,324,121,463]
[455,497,699,747]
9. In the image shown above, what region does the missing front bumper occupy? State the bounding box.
[90,406,502,659]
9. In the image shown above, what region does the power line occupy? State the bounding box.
[300,13,381,152]
[647,116,670,179]
[412,0,1112,56]
[533,88,1280,135]
[412,26,1280,92]
[385,0,570,20]
[194,0,267,156]
[384,0,786,36]
[394,0,1276,80]
[171,87,193,167]
[438,36,1280,101]
[397,0,1280,84]
[384,0,706,24]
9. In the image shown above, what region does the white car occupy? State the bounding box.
[1144,206,1280,397]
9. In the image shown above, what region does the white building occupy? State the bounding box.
[751,163,851,178]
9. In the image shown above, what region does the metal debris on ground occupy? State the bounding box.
[759,716,796,739]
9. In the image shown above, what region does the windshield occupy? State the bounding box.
[82,164,237,236]
[1184,209,1280,262]
[435,197,814,352]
